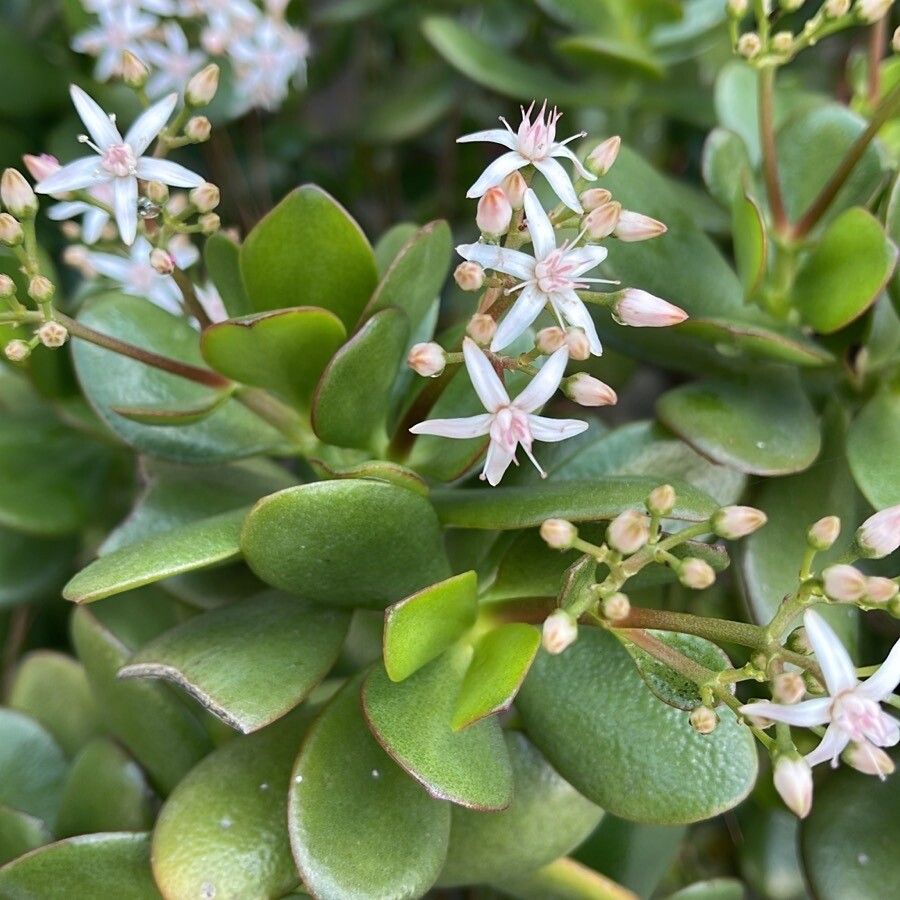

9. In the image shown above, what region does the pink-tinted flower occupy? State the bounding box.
[773,756,813,818]
[613,288,688,328]
[856,504,900,559]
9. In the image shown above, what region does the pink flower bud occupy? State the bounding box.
[614,210,667,242]
[679,557,716,590]
[540,518,577,550]
[28,275,54,303]
[186,116,212,143]
[824,0,850,15]
[146,181,169,204]
[199,212,220,234]
[603,592,630,622]
[564,328,591,361]
[1,169,37,218]
[466,314,496,346]
[689,706,718,734]
[737,32,762,58]
[808,516,840,551]
[564,372,617,407]
[856,505,900,559]
[407,342,445,377]
[121,50,149,88]
[190,182,220,213]
[22,154,59,182]
[0,274,14,298]
[535,326,566,354]
[0,213,23,246]
[843,741,896,778]
[501,171,527,209]
[773,756,813,818]
[150,248,175,275]
[63,245,93,276]
[579,188,612,211]
[476,187,513,237]
[822,564,867,602]
[865,576,898,605]
[583,201,621,241]
[647,484,676,517]
[542,609,578,655]
[454,261,484,292]
[37,321,68,349]
[711,505,768,539]
[607,509,650,554]
[858,0,893,24]
[186,63,220,106]
[4,339,30,362]
[586,136,621,176]
[613,288,687,328]
[772,672,806,705]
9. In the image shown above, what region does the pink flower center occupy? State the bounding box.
[516,101,560,161]
[490,406,532,454]
[101,143,137,178]
[832,692,896,746]
[534,249,579,293]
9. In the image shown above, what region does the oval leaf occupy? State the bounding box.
[847,387,900,508]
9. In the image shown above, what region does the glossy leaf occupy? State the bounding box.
[494,856,638,900]
[701,128,752,208]
[120,592,350,733]
[384,571,478,682]
[240,184,378,329]
[64,507,247,603]
[656,372,821,476]
[374,223,419,274]
[201,307,346,407]
[556,35,664,79]
[437,731,602,886]
[309,458,428,496]
[204,232,251,317]
[732,186,767,300]
[793,207,897,334]
[241,480,450,609]
[110,392,231,426]
[669,879,745,899]
[289,675,450,900]
[451,624,541,730]
[363,647,514,810]
[0,805,52,867]
[847,388,900,507]
[517,627,758,824]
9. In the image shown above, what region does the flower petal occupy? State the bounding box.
[86,252,133,282]
[565,245,609,276]
[81,208,110,245]
[738,697,833,727]
[857,637,900,702]
[409,413,493,439]
[462,337,510,413]
[46,201,91,221]
[457,128,518,150]
[528,415,589,442]
[456,242,535,281]
[466,151,527,199]
[70,84,122,149]
[148,277,185,314]
[805,723,851,769]
[113,176,138,245]
[514,345,569,412]
[125,93,178,155]
[491,284,546,353]
[550,142,595,180]
[135,156,204,188]
[554,290,603,355]
[482,440,515,486]
[533,156,581,213]
[36,157,107,195]
[523,189,557,260]
[803,609,858,696]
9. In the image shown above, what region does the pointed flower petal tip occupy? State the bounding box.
[844,741,896,778]
[711,505,767,540]
[856,504,900,559]
[613,289,688,328]
[773,756,813,818]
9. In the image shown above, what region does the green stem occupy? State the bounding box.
[759,66,789,234]
[615,607,766,649]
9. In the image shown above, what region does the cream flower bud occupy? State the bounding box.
[865,576,899,605]
[0,213,22,246]
[150,248,175,275]
[679,557,716,590]
[454,261,485,292]
[37,321,68,348]
[825,0,850,15]
[0,274,15,298]
[466,314,496,346]
[501,170,527,209]
[893,25,900,52]
[199,212,220,234]
[808,515,840,551]
[856,505,900,559]
[186,63,220,106]
[542,609,578,655]
[535,326,566,354]
[603,592,631,622]
[843,742,896,777]
[145,181,169,204]
[772,31,793,53]
[61,221,81,240]
[407,342,445,377]
[4,339,30,362]
[689,706,718,734]
[648,484,676,517]
[22,154,59,182]
[121,50,149,88]
[1,169,37,218]
[190,182,220,213]
[580,188,612,211]
[564,328,591,361]
[477,187,513,237]
[711,505,768,539]
[185,116,212,143]
[607,509,650,554]
[540,518,577,550]
[773,672,806,704]
[613,210,667,242]
[822,564,867,602]
[583,201,621,241]
[857,0,893,23]
[613,289,687,327]
[586,136,621,176]
[773,756,813,818]
[564,372,617,407]
[737,32,762,58]
[780,0,805,10]
[727,0,749,15]
[28,275,54,303]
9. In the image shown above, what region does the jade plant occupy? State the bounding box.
[1,2,900,899]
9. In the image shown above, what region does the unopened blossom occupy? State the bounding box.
[580,188,612,211]
[614,210,667,242]
[409,339,587,485]
[680,557,716,590]
[825,0,850,15]
[458,101,595,213]
[822,564,867,603]
[457,190,613,355]
[894,25,900,52]
[844,741,896,777]
[737,32,762,58]
[535,326,566,354]
[740,610,900,772]
[564,372,617,407]
[856,504,900,559]
[143,22,208,98]
[37,321,68,349]
[563,328,591,361]
[607,509,650,554]
[1,169,37,218]
[647,484,676,517]
[542,609,578,654]
[454,261,484,292]
[603,592,631,622]
[72,5,157,82]
[540,518,577,550]
[0,213,23,246]
[190,182,220,213]
[186,63,220,107]
[772,31,794,54]
[690,706,718,734]
[727,0,749,14]
[711,505,768,539]
[476,188,513,237]
[866,576,899,605]
[857,0,893,23]
[583,202,621,241]
[185,116,212,143]
[773,756,813,818]
[467,314,497,346]
[0,275,14,298]
[612,289,687,328]
[501,171,527,209]
[808,516,840,551]
[35,86,204,245]
[586,136,621,177]
[4,340,30,362]
[28,276,54,303]
[121,50,150,89]
[773,672,806,705]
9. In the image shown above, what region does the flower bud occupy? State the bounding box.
[454,261,485,292]
[603,591,631,622]
[0,274,15,298]
[564,372,617,407]
[564,328,591,361]
[614,210,667,242]
[772,31,793,53]
[199,212,220,234]
[145,181,169,204]
[607,509,650,554]
[0,213,23,246]
[843,741,896,778]
[711,505,768,539]
[466,313,496,346]
[586,136,621,176]
[4,339,30,362]
[37,320,68,348]
[501,171,527,209]
[613,288,687,327]
[679,557,716,590]
[580,188,612,211]
[190,182,220,213]
[773,756,813,818]
[1,169,37,218]
[894,25,900,52]
[773,672,806,704]
[542,609,578,655]
[857,0,893,23]
[583,201,621,241]
[150,248,175,275]
[737,32,762,58]
[856,505,900,559]
[186,63,220,106]
[727,0,749,15]
[647,484,676,517]
[822,564,867,602]
[185,116,212,143]
[28,275,54,303]
[477,187,513,237]
[865,576,898,605]
[689,706,718,734]
[540,518,577,550]
[22,154,59,182]
[808,516,840,551]
[535,326,566,354]
[121,50,149,88]
[62,245,93,276]
[407,342,445,377]
[825,0,850,15]
[787,626,811,655]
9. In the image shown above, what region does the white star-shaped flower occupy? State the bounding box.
[410,337,587,486]
[142,22,208,98]
[457,189,612,356]
[740,609,900,775]
[35,86,204,246]
[458,101,595,212]
[72,6,158,82]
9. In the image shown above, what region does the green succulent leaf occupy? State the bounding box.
[847,387,900,507]
[0,806,52,867]
[669,878,746,899]
[203,233,252,317]
[702,128,752,208]
[555,34,665,79]
[110,392,232,426]
[732,185,767,301]
[309,458,428,496]
[373,223,419,274]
